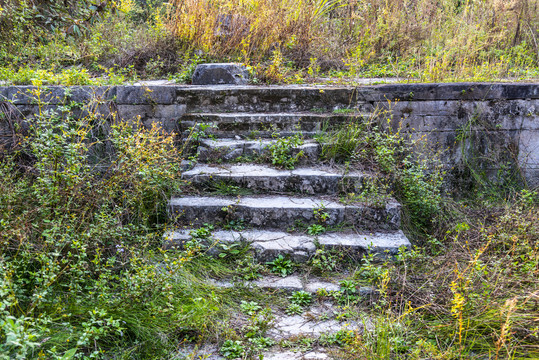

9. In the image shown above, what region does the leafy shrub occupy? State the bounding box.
[0,85,228,358]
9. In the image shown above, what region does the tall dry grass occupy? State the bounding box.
[165,0,539,78]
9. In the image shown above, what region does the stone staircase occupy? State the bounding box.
[166,86,411,262]
[165,86,411,359]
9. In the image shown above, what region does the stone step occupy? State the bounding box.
[165,229,410,262]
[180,112,369,138]
[168,196,401,230]
[182,164,372,195]
[176,86,375,113]
[197,138,320,163]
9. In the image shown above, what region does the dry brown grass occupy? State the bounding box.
[164,0,539,80]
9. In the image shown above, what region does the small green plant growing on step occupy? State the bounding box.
[333,108,356,114]
[339,280,358,295]
[285,303,303,315]
[319,329,355,347]
[248,336,275,349]
[223,219,246,231]
[189,223,214,239]
[186,122,217,142]
[309,248,339,273]
[266,255,294,277]
[218,242,243,259]
[220,340,245,359]
[354,253,387,284]
[240,301,262,315]
[243,308,274,338]
[313,204,329,223]
[341,177,390,208]
[267,133,304,169]
[289,291,312,307]
[235,257,263,280]
[307,224,326,235]
[213,181,242,195]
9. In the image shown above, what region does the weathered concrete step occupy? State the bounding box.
[181,112,369,137]
[186,129,320,139]
[168,196,401,230]
[183,164,371,195]
[197,138,320,162]
[165,229,410,262]
[176,86,375,113]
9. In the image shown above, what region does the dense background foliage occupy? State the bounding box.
[0,0,538,84]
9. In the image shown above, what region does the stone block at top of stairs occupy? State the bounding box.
[168,195,402,230]
[192,63,249,85]
[183,164,370,195]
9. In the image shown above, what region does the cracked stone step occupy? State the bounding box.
[197,138,320,162]
[183,164,372,195]
[164,229,411,262]
[180,112,370,137]
[268,314,363,340]
[176,86,375,113]
[205,275,378,299]
[168,196,402,230]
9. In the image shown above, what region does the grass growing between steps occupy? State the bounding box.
[317,107,444,230]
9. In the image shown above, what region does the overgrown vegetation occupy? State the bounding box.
[0,85,538,358]
[1,0,539,84]
[1,1,539,357]
[0,85,235,358]
[318,107,444,230]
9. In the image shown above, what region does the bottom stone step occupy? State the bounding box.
[164,229,411,262]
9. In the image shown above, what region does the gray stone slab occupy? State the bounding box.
[183,164,368,194]
[180,111,367,135]
[116,86,175,104]
[317,230,410,256]
[269,315,361,339]
[192,63,249,85]
[154,104,186,118]
[303,352,329,360]
[262,351,303,360]
[164,228,410,261]
[117,104,154,120]
[255,276,303,291]
[305,281,340,293]
[197,138,320,162]
[168,195,401,230]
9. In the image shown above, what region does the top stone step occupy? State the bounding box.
[176,86,374,113]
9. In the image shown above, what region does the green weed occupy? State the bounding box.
[266,255,294,277]
[267,133,305,169]
[289,291,312,307]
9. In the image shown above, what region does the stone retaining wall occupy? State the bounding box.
[1,83,538,188]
